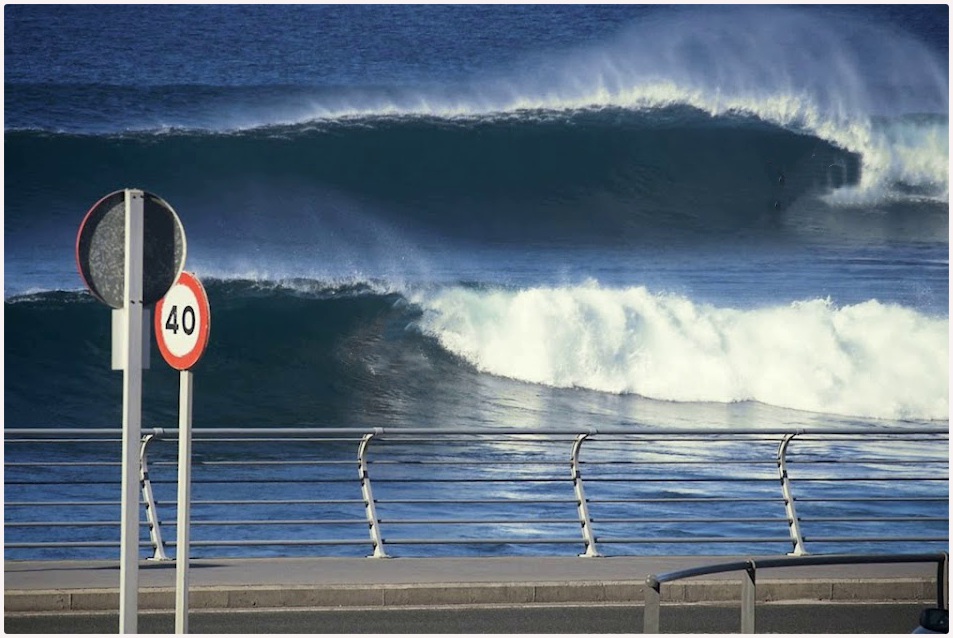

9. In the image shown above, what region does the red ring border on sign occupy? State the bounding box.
[155,272,211,371]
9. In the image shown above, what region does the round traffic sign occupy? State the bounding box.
[155,272,210,370]
[76,189,186,308]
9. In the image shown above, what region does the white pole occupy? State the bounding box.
[175,369,194,634]
[120,189,144,633]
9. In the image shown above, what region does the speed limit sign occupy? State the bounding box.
[154,271,209,632]
[155,272,210,370]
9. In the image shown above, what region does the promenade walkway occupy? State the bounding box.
[5,555,940,613]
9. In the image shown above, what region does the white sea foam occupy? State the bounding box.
[414,282,949,421]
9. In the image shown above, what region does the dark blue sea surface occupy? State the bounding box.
[3,5,949,558]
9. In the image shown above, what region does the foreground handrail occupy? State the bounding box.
[644,552,949,633]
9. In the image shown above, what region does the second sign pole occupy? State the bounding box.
[155,272,211,634]
[175,369,193,634]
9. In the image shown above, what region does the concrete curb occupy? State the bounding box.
[4,577,937,613]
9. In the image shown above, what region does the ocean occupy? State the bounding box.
[3,5,949,558]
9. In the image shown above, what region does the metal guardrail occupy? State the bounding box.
[4,426,948,560]
[644,552,950,633]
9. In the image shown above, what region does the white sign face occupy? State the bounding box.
[155,272,210,370]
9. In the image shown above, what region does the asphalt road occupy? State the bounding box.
[3,601,927,634]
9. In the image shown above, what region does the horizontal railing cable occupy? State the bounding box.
[5,426,947,560]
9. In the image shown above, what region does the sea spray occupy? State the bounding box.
[6,8,947,205]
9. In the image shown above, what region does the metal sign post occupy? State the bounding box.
[119,189,144,633]
[155,272,211,634]
[76,188,186,634]
[175,369,193,634]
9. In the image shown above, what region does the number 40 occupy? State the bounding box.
[165,305,196,336]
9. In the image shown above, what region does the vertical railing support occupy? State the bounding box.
[643,575,661,634]
[140,432,171,561]
[777,433,806,556]
[741,560,757,633]
[358,432,390,558]
[571,433,601,557]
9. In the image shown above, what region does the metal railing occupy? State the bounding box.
[644,552,949,633]
[4,426,948,560]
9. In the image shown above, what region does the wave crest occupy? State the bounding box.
[414,282,949,420]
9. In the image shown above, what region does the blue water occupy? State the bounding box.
[3,5,949,559]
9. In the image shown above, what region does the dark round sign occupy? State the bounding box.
[76,189,187,308]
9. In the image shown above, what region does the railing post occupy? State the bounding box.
[358,432,390,558]
[644,575,661,633]
[140,432,171,561]
[777,433,806,556]
[570,433,601,557]
[741,560,757,633]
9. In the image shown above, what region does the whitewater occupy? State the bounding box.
[414,283,948,421]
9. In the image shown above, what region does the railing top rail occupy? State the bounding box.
[4,426,949,438]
